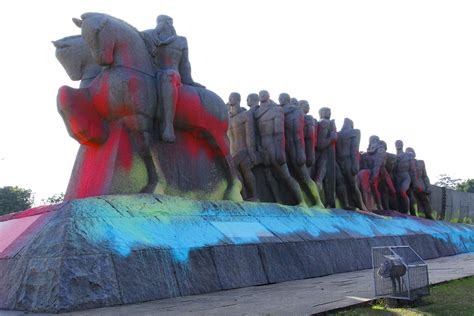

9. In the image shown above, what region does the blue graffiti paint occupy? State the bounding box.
[75,195,474,263]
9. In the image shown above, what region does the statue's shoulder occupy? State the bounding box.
[176,36,189,48]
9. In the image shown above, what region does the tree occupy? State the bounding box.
[434,174,464,190]
[42,192,65,204]
[456,179,474,193]
[0,186,35,215]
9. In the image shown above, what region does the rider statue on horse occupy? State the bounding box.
[143,15,204,143]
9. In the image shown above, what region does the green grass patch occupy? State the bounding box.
[332,276,474,316]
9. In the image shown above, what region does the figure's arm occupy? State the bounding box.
[420,160,431,193]
[305,120,316,167]
[274,110,286,164]
[178,37,203,87]
[295,114,306,165]
[409,159,421,191]
[350,130,361,175]
[245,113,258,164]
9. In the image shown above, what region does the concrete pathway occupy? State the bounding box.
[3,253,474,316]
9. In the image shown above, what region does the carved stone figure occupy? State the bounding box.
[358,153,377,210]
[394,140,418,213]
[254,90,305,205]
[290,97,299,106]
[406,147,434,219]
[143,15,203,143]
[227,93,259,201]
[314,107,337,208]
[368,138,388,210]
[55,13,239,201]
[280,94,322,207]
[299,100,317,170]
[336,118,366,210]
[367,135,381,154]
[379,141,398,210]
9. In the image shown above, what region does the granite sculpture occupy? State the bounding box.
[54,13,240,201]
[227,93,259,201]
[314,107,337,207]
[406,147,434,219]
[394,140,418,213]
[254,90,305,205]
[280,93,322,207]
[336,118,366,210]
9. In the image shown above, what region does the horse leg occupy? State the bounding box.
[200,129,242,201]
[122,116,158,193]
[139,132,158,193]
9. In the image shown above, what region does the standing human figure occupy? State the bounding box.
[254,90,305,205]
[394,140,418,213]
[143,15,203,143]
[336,118,367,210]
[314,107,337,207]
[227,93,259,201]
[280,94,323,207]
[379,141,398,210]
[406,147,434,219]
[299,100,317,171]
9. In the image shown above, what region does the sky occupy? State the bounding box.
[0,0,473,204]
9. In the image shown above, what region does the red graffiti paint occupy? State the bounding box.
[175,86,229,158]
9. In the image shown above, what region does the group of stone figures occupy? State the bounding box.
[227,91,434,219]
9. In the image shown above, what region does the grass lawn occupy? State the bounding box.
[332,276,474,316]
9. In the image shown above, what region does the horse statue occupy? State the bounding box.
[55,13,240,201]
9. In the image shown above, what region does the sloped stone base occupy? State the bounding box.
[1,194,473,313]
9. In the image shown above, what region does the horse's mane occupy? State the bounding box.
[81,12,146,42]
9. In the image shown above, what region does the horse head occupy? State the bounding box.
[74,13,114,66]
[53,35,102,82]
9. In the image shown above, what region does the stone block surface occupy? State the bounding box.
[211,244,268,289]
[173,247,222,296]
[113,249,180,304]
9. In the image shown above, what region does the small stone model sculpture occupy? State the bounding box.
[254,90,305,205]
[314,107,337,207]
[227,93,259,201]
[336,118,366,210]
[377,254,407,295]
[405,147,434,219]
[394,140,419,213]
[280,94,322,207]
[143,15,203,143]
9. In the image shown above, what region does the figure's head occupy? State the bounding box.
[342,118,354,130]
[290,98,299,106]
[155,14,177,39]
[278,93,290,106]
[298,100,310,114]
[259,90,270,103]
[406,147,416,157]
[228,92,241,107]
[395,140,404,151]
[369,135,380,145]
[53,35,101,81]
[247,93,259,108]
[380,140,388,151]
[319,107,331,120]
